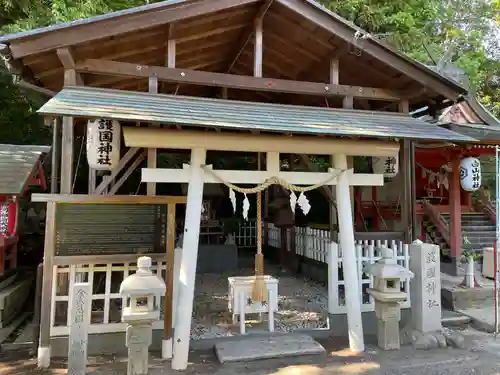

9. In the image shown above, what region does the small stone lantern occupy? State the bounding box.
[365,247,414,350]
[120,256,166,375]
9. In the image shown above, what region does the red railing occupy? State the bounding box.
[423,200,450,245]
[477,188,496,225]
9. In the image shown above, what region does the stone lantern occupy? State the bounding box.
[120,256,166,375]
[364,247,414,350]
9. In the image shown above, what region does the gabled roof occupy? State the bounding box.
[38,86,474,142]
[0,144,50,195]
[0,0,466,105]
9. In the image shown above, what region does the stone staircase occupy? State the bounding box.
[441,212,496,250]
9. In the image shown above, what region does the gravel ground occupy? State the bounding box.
[191,263,329,339]
[4,329,500,375]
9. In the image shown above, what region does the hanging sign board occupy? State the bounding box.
[372,156,399,177]
[86,119,121,170]
[54,204,167,256]
[460,157,481,192]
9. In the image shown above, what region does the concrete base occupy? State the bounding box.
[37,346,50,368]
[214,334,325,363]
[441,285,499,310]
[161,338,172,359]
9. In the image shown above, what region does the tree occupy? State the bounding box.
[322,0,500,117]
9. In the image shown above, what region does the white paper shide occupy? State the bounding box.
[86,119,121,170]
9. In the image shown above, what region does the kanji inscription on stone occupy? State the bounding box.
[68,283,90,375]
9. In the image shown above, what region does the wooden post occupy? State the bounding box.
[449,153,462,274]
[171,148,206,370]
[50,118,61,193]
[68,283,90,375]
[61,70,76,194]
[333,153,364,352]
[399,100,412,243]
[329,58,339,238]
[147,76,159,196]
[162,203,176,359]
[38,201,56,368]
[410,141,417,240]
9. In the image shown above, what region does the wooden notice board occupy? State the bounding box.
[54,203,168,256]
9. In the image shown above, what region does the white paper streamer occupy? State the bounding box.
[289,191,297,213]
[297,192,311,215]
[242,194,250,220]
[229,189,237,213]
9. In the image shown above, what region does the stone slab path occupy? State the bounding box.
[214,334,325,363]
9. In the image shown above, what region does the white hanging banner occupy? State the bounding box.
[86,119,121,170]
[460,157,481,192]
[372,156,398,177]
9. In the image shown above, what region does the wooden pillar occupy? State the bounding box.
[37,201,56,368]
[329,59,339,238]
[50,117,61,194]
[60,70,77,194]
[449,153,462,270]
[163,203,176,360]
[399,100,412,242]
[410,141,417,240]
[171,148,206,370]
[333,153,364,352]
[147,76,159,196]
[372,186,379,230]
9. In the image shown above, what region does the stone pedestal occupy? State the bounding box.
[371,291,405,350]
[126,322,153,375]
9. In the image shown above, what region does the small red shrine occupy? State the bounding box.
[357,91,500,275]
[0,144,50,273]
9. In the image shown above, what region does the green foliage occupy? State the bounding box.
[323,0,499,117]
[0,68,51,145]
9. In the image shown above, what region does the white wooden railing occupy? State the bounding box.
[51,261,167,336]
[265,223,411,314]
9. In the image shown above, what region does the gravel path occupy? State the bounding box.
[191,263,329,339]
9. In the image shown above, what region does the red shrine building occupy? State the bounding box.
[357,82,500,275]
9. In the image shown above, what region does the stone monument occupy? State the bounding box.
[120,256,166,375]
[365,247,414,350]
[402,240,465,349]
[68,283,90,375]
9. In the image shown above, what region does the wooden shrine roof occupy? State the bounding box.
[0,0,467,110]
[0,144,50,195]
[38,86,475,142]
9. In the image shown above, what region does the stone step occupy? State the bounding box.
[463,230,496,237]
[214,334,326,363]
[462,225,496,232]
[441,310,472,328]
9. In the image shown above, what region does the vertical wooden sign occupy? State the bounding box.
[68,282,90,375]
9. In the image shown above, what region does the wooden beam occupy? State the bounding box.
[9,0,260,58]
[142,165,384,186]
[123,127,400,157]
[94,147,141,195]
[109,150,147,195]
[32,193,187,204]
[226,0,273,72]
[56,48,84,85]
[76,59,401,101]
[276,0,466,100]
[17,80,55,97]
